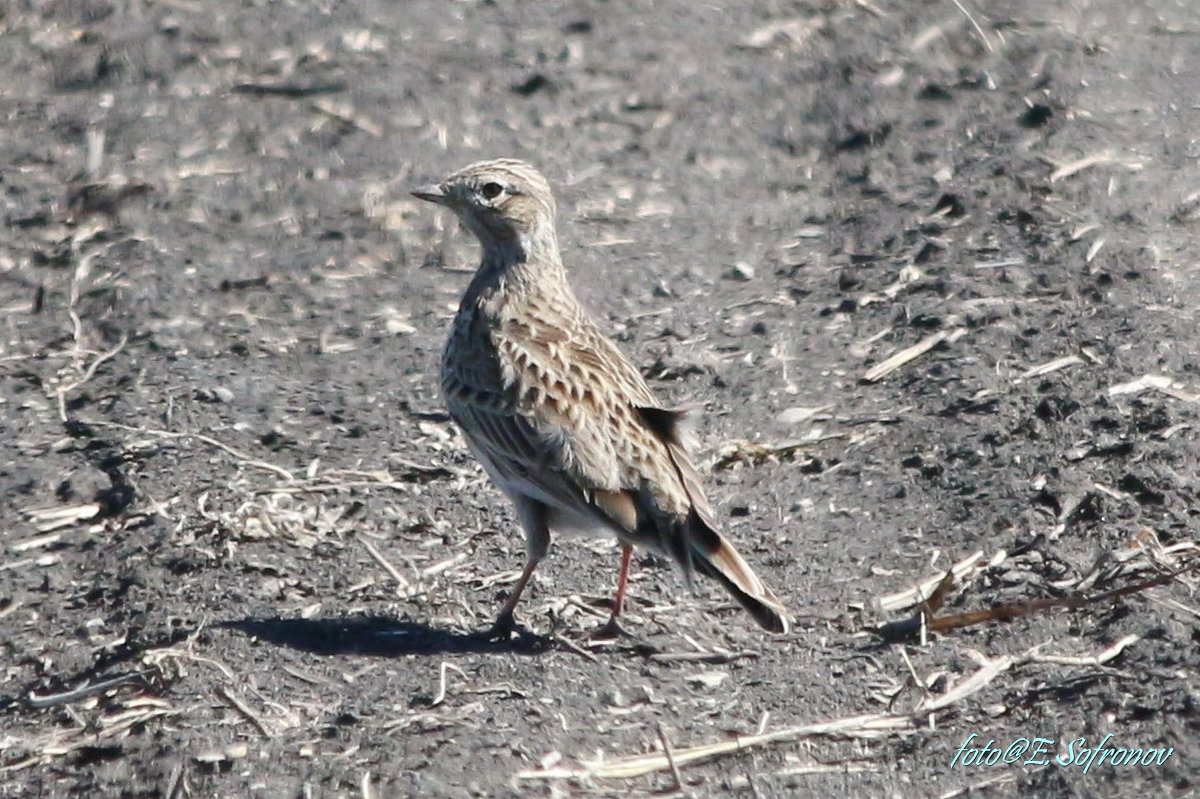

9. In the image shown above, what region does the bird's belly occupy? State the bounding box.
[545,505,613,539]
[456,419,619,540]
[493,472,613,539]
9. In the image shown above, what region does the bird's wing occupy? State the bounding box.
[445,307,685,532]
[446,305,789,632]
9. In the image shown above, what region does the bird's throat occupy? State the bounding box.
[473,228,564,296]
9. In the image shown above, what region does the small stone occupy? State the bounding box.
[776,406,827,425]
[684,671,729,689]
[727,262,755,281]
[603,689,627,707]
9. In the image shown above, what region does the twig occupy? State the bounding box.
[776,761,881,776]
[21,504,101,533]
[517,633,1138,783]
[878,545,1197,641]
[947,0,994,53]
[649,650,759,664]
[709,433,842,470]
[281,664,336,687]
[0,350,81,363]
[232,82,346,97]
[143,644,234,681]
[1107,373,1198,402]
[863,329,965,383]
[938,773,1018,798]
[552,634,601,663]
[516,713,912,781]
[60,241,117,359]
[359,536,411,592]
[972,258,1024,269]
[1,707,177,773]
[895,646,932,708]
[1027,634,1139,666]
[88,421,295,480]
[0,600,23,621]
[164,763,184,799]
[878,551,985,612]
[218,687,274,738]
[1108,374,1173,396]
[430,661,467,707]
[312,98,382,137]
[1049,151,1115,182]
[1150,596,1200,621]
[917,651,1014,712]
[56,334,128,421]
[423,552,468,576]
[657,723,685,791]
[265,478,431,496]
[27,670,153,709]
[1017,354,1084,380]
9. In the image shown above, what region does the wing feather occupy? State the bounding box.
[445,306,673,536]
[445,292,789,632]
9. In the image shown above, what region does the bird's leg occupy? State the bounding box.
[489,556,540,637]
[611,543,634,619]
[591,544,634,639]
[487,499,550,638]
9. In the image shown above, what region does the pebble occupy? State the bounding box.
[727,262,755,281]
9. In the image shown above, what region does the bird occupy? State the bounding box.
[412,158,789,636]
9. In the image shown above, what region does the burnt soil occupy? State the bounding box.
[3,1,1200,797]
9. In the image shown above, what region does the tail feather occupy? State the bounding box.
[688,509,790,634]
[705,565,790,634]
[636,404,789,634]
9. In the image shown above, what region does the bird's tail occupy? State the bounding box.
[635,405,789,634]
[686,509,790,634]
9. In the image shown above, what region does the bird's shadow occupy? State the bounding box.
[219,616,553,658]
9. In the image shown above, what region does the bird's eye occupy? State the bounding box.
[480,182,504,200]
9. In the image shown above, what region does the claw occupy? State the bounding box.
[587,616,632,641]
[479,611,520,640]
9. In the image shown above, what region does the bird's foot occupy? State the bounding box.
[586,616,633,642]
[474,611,523,641]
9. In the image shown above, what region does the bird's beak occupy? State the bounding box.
[411,183,447,204]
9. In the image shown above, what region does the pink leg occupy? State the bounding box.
[590,545,635,639]
[611,544,634,619]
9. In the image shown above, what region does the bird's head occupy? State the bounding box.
[412,159,557,251]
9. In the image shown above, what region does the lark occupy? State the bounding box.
[413,159,788,636]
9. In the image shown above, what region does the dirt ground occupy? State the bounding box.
[3,0,1200,796]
